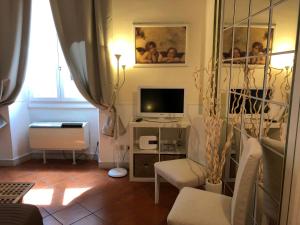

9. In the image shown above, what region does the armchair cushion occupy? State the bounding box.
[155,159,206,189]
[167,187,232,225]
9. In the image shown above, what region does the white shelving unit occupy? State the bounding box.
[129,119,190,182]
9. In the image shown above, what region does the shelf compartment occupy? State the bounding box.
[134,154,158,178]
[160,144,187,154]
[129,120,190,181]
[160,128,187,149]
[134,128,159,143]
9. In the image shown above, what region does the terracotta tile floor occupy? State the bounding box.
[0,159,178,225]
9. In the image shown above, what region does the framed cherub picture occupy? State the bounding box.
[134,24,188,66]
[223,25,274,65]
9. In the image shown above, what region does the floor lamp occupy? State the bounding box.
[108,54,128,178]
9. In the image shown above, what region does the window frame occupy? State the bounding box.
[27,0,87,105]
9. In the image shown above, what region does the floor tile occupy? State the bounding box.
[78,194,107,212]
[0,159,178,225]
[43,215,62,225]
[43,203,66,215]
[72,214,107,225]
[52,203,91,224]
[39,207,50,218]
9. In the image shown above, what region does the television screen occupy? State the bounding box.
[140,88,184,114]
[229,89,271,114]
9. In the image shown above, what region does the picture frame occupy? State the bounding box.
[134,23,188,67]
[223,25,274,65]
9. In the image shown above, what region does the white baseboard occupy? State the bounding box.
[0,153,31,166]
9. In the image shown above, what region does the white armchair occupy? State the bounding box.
[154,116,207,204]
[167,137,262,225]
[154,158,206,204]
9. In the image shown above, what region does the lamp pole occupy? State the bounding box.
[108,54,128,178]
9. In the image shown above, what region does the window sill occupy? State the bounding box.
[28,101,96,109]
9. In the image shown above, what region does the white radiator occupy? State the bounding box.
[29,122,89,164]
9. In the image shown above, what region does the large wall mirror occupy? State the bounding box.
[217,0,300,224]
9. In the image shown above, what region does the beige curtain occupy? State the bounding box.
[0,0,31,106]
[0,0,31,128]
[49,0,115,136]
[49,0,113,108]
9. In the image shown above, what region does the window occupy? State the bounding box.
[26,0,85,102]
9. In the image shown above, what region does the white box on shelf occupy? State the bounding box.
[139,136,158,150]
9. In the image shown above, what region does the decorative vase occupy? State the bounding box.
[205,178,223,194]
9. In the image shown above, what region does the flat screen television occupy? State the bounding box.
[229,89,271,114]
[138,87,185,118]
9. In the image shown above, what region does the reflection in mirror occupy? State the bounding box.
[220,62,231,119]
[229,154,238,179]
[220,62,231,91]
[224,124,240,197]
[245,63,266,90]
[272,0,299,54]
[251,0,270,15]
[229,90,243,114]
[246,185,257,225]
[223,22,251,62]
[223,27,233,61]
[243,98,263,138]
[235,0,250,23]
[256,182,281,225]
[231,125,241,159]
[262,102,288,155]
[263,149,284,202]
[266,65,292,104]
[229,62,245,88]
[220,0,300,224]
[232,21,249,59]
[228,92,263,137]
[224,0,235,25]
[257,141,285,224]
[249,9,272,59]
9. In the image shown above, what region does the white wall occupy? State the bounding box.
[8,83,31,159]
[111,0,206,105]
[0,81,30,164]
[99,0,214,165]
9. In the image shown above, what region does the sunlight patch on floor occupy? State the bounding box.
[62,187,91,205]
[23,188,54,205]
